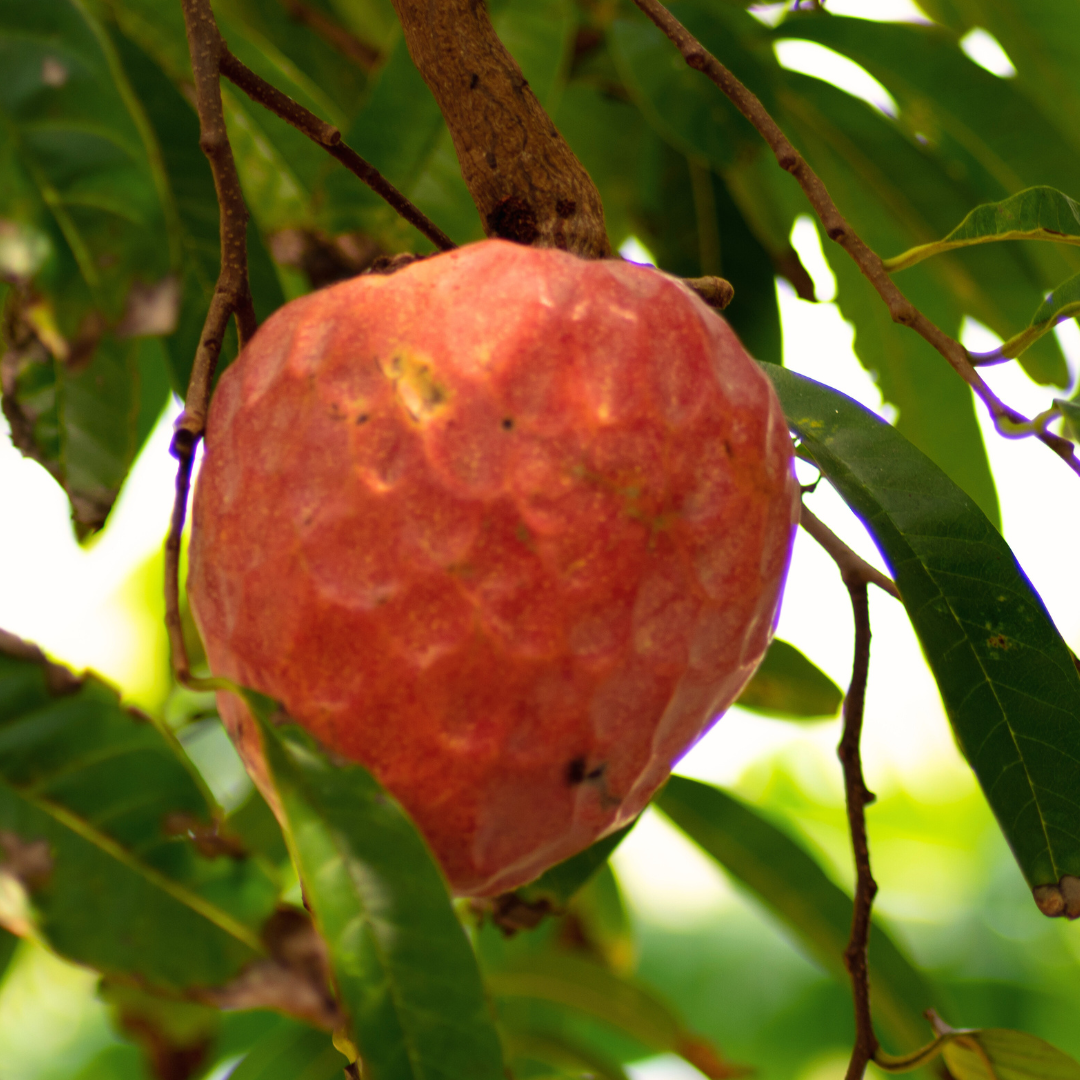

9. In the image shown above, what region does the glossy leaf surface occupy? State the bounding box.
[735,638,842,720]
[0,633,269,990]
[227,1025,348,1080]
[884,187,1080,272]
[656,776,938,1052]
[256,713,505,1080]
[763,364,1080,892]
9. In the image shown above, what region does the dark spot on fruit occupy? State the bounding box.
[356,413,369,425]
[501,417,514,430]
[555,199,577,219]
[565,758,606,786]
[469,72,479,90]
[488,196,540,246]
[724,439,733,456]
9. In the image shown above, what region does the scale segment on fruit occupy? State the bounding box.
[188,238,799,897]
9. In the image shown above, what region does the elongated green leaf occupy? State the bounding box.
[228,1025,348,1080]
[610,4,765,172]
[942,1028,1080,1080]
[1057,397,1080,442]
[0,632,270,990]
[0,0,175,323]
[885,188,1080,272]
[2,332,171,534]
[763,364,1080,896]
[774,73,1003,522]
[774,16,1075,386]
[255,710,505,1080]
[502,1027,631,1080]
[488,953,736,1079]
[735,638,842,720]
[515,824,635,911]
[655,776,938,1053]
[988,270,1080,362]
[0,0,180,528]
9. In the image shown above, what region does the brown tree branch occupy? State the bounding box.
[167,0,259,687]
[630,0,1080,481]
[218,48,456,252]
[839,582,879,1080]
[389,0,611,257]
[800,504,900,600]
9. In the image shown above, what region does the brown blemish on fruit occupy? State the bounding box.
[565,758,607,787]
[501,417,514,430]
[381,352,448,422]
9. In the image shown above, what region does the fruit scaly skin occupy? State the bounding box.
[188,240,799,897]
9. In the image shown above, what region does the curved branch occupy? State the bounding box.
[218,48,456,252]
[168,0,258,686]
[630,0,1080,481]
[800,504,901,600]
[839,583,879,1080]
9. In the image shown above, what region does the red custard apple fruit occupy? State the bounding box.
[187,239,799,897]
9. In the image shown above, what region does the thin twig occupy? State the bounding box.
[800,504,901,599]
[168,0,259,686]
[278,0,382,72]
[218,48,455,252]
[630,0,1080,481]
[839,582,879,1080]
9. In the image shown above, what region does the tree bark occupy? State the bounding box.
[389,0,611,258]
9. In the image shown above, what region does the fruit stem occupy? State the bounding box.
[388,0,611,258]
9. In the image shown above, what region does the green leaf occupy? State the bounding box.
[0,925,17,981]
[1057,397,1080,442]
[609,4,764,172]
[773,74,1003,523]
[655,776,939,1053]
[228,1025,347,1080]
[325,31,478,245]
[492,0,575,116]
[0,0,176,324]
[762,364,1080,894]
[488,952,736,1079]
[774,16,1076,386]
[255,711,506,1080]
[0,631,269,991]
[0,0,182,527]
[2,329,170,534]
[884,187,1080,272]
[515,824,635,911]
[735,638,842,720]
[942,1028,1080,1080]
[987,270,1080,363]
[502,1027,631,1080]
